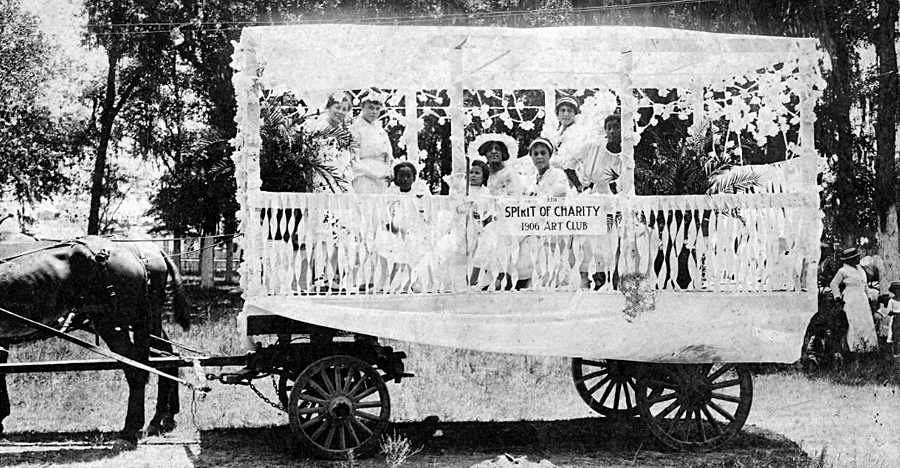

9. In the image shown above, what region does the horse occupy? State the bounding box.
[0,236,191,445]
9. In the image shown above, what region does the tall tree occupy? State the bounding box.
[873,0,899,286]
[82,1,181,234]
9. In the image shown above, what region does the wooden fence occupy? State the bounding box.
[155,237,242,286]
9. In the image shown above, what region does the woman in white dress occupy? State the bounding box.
[830,247,879,353]
[349,89,393,194]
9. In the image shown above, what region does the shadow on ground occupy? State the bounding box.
[0,418,810,467]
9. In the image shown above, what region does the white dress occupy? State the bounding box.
[517,167,571,282]
[830,264,879,352]
[349,117,392,193]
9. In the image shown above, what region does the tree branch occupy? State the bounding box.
[112,74,140,116]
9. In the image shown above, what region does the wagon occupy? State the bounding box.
[217,23,826,458]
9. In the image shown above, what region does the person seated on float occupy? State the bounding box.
[566,113,627,195]
[468,134,524,289]
[349,88,393,194]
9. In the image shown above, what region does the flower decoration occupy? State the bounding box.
[467,133,519,162]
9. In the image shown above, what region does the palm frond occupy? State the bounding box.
[707,169,762,195]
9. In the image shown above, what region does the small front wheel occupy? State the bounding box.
[288,355,391,459]
[571,358,641,417]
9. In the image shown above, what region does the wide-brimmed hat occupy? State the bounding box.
[556,95,580,113]
[528,137,555,156]
[840,247,860,262]
[468,133,519,162]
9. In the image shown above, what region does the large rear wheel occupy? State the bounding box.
[287,355,391,459]
[635,363,752,451]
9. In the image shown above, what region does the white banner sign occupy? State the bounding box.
[498,197,614,235]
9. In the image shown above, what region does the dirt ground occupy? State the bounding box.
[0,418,807,468]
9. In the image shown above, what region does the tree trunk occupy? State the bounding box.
[88,52,119,235]
[875,0,900,289]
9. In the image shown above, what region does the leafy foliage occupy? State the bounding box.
[0,0,80,205]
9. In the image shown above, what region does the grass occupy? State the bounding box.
[2,285,898,468]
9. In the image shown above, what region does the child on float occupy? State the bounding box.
[546,95,588,190]
[372,161,431,291]
[468,134,525,289]
[416,159,492,291]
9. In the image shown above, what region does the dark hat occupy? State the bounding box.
[890,281,900,293]
[840,248,860,262]
[556,95,580,113]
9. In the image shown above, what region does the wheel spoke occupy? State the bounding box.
[308,379,330,398]
[596,377,615,407]
[354,410,380,421]
[586,374,612,396]
[623,383,633,409]
[338,423,347,450]
[648,391,678,405]
[310,418,331,440]
[614,382,623,410]
[319,370,336,394]
[666,404,687,434]
[350,415,374,437]
[353,385,379,402]
[324,421,337,448]
[296,405,326,415]
[654,399,680,419]
[695,407,707,442]
[344,420,360,447]
[348,375,366,396]
[706,363,735,383]
[342,370,357,393]
[647,379,677,389]
[296,393,327,405]
[575,369,607,384]
[301,413,327,430]
[333,366,344,395]
[710,392,742,404]
[356,401,383,409]
[701,405,724,436]
[710,378,742,390]
[707,400,736,422]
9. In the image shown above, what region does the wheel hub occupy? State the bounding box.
[327,395,353,420]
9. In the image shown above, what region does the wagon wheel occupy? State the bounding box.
[635,363,752,451]
[571,358,642,417]
[288,355,391,459]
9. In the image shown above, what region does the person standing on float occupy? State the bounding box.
[349,89,393,193]
[830,247,879,353]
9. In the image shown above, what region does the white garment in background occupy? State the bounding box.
[830,264,879,352]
